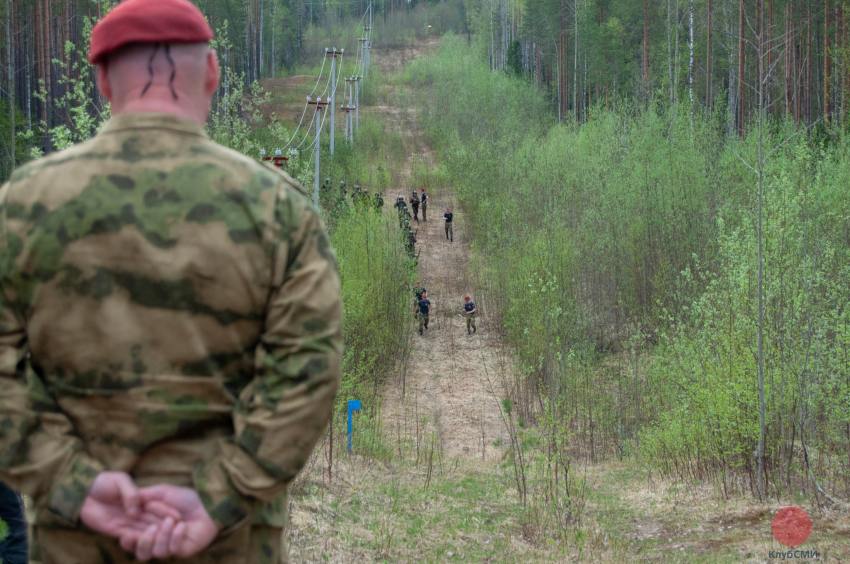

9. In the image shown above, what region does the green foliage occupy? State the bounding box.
[0,99,28,182]
[27,17,108,159]
[305,116,415,438]
[322,119,415,414]
[332,205,415,407]
[320,115,402,201]
[409,36,850,495]
[208,69,272,156]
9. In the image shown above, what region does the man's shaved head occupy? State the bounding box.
[97,42,220,125]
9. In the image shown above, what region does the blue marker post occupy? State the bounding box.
[347,399,362,454]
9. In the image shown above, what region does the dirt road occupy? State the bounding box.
[374,42,510,461]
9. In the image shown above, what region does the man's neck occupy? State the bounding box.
[113,98,206,126]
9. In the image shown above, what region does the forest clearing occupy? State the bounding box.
[282,38,850,562]
[1,0,849,562]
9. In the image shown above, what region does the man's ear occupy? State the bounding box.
[96,64,112,101]
[205,50,220,95]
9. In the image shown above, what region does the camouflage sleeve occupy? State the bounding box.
[193,192,342,530]
[0,182,105,525]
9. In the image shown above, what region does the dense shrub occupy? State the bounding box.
[407,37,850,496]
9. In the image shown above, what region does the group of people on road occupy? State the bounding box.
[389,189,467,337]
[408,188,428,221]
[395,192,419,259]
[413,288,478,337]
[324,178,384,211]
[393,187,457,262]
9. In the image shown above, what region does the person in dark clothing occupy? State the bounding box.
[462,295,477,335]
[410,190,420,222]
[420,188,428,221]
[374,192,384,209]
[444,208,454,242]
[405,228,417,259]
[395,195,407,213]
[416,291,431,335]
[0,481,28,564]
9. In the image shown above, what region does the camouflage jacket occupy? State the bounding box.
[0,113,342,531]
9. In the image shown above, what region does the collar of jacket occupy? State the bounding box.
[100,112,208,138]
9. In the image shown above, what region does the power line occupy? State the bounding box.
[282,54,329,150]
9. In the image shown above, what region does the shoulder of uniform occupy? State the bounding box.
[260,161,309,199]
[8,139,98,185]
[197,140,308,199]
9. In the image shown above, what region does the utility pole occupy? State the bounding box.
[326,47,344,156]
[359,36,370,79]
[341,103,356,142]
[362,6,372,79]
[345,76,357,141]
[352,75,362,131]
[307,96,328,208]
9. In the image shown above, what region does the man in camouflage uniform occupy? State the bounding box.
[416,290,431,336]
[419,188,428,222]
[0,0,342,562]
[351,183,364,206]
[409,190,420,222]
[462,295,477,335]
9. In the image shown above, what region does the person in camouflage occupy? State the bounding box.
[416,291,431,336]
[419,188,428,222]
[462,295,477,335]
[409,190,420,222]
[0,0,342,562]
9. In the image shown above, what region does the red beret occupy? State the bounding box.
[88,0,214,65]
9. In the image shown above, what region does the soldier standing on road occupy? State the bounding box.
[0,1,342,562]
[395,194,407,214]
[444,207,454,242]
[374,191,384,210]
[462,295,478,335]
[406,228,417,260]
[410,190,420,222]
[416,290,431,336]
[420,188,428,221]
[351,183,363,206]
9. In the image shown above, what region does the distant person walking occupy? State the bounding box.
[462,295,477,335]
[410,190,420,222]
[420,188,428,221]
[444,208,454,242]
[395,195,407,213]
[416,290,431,335]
